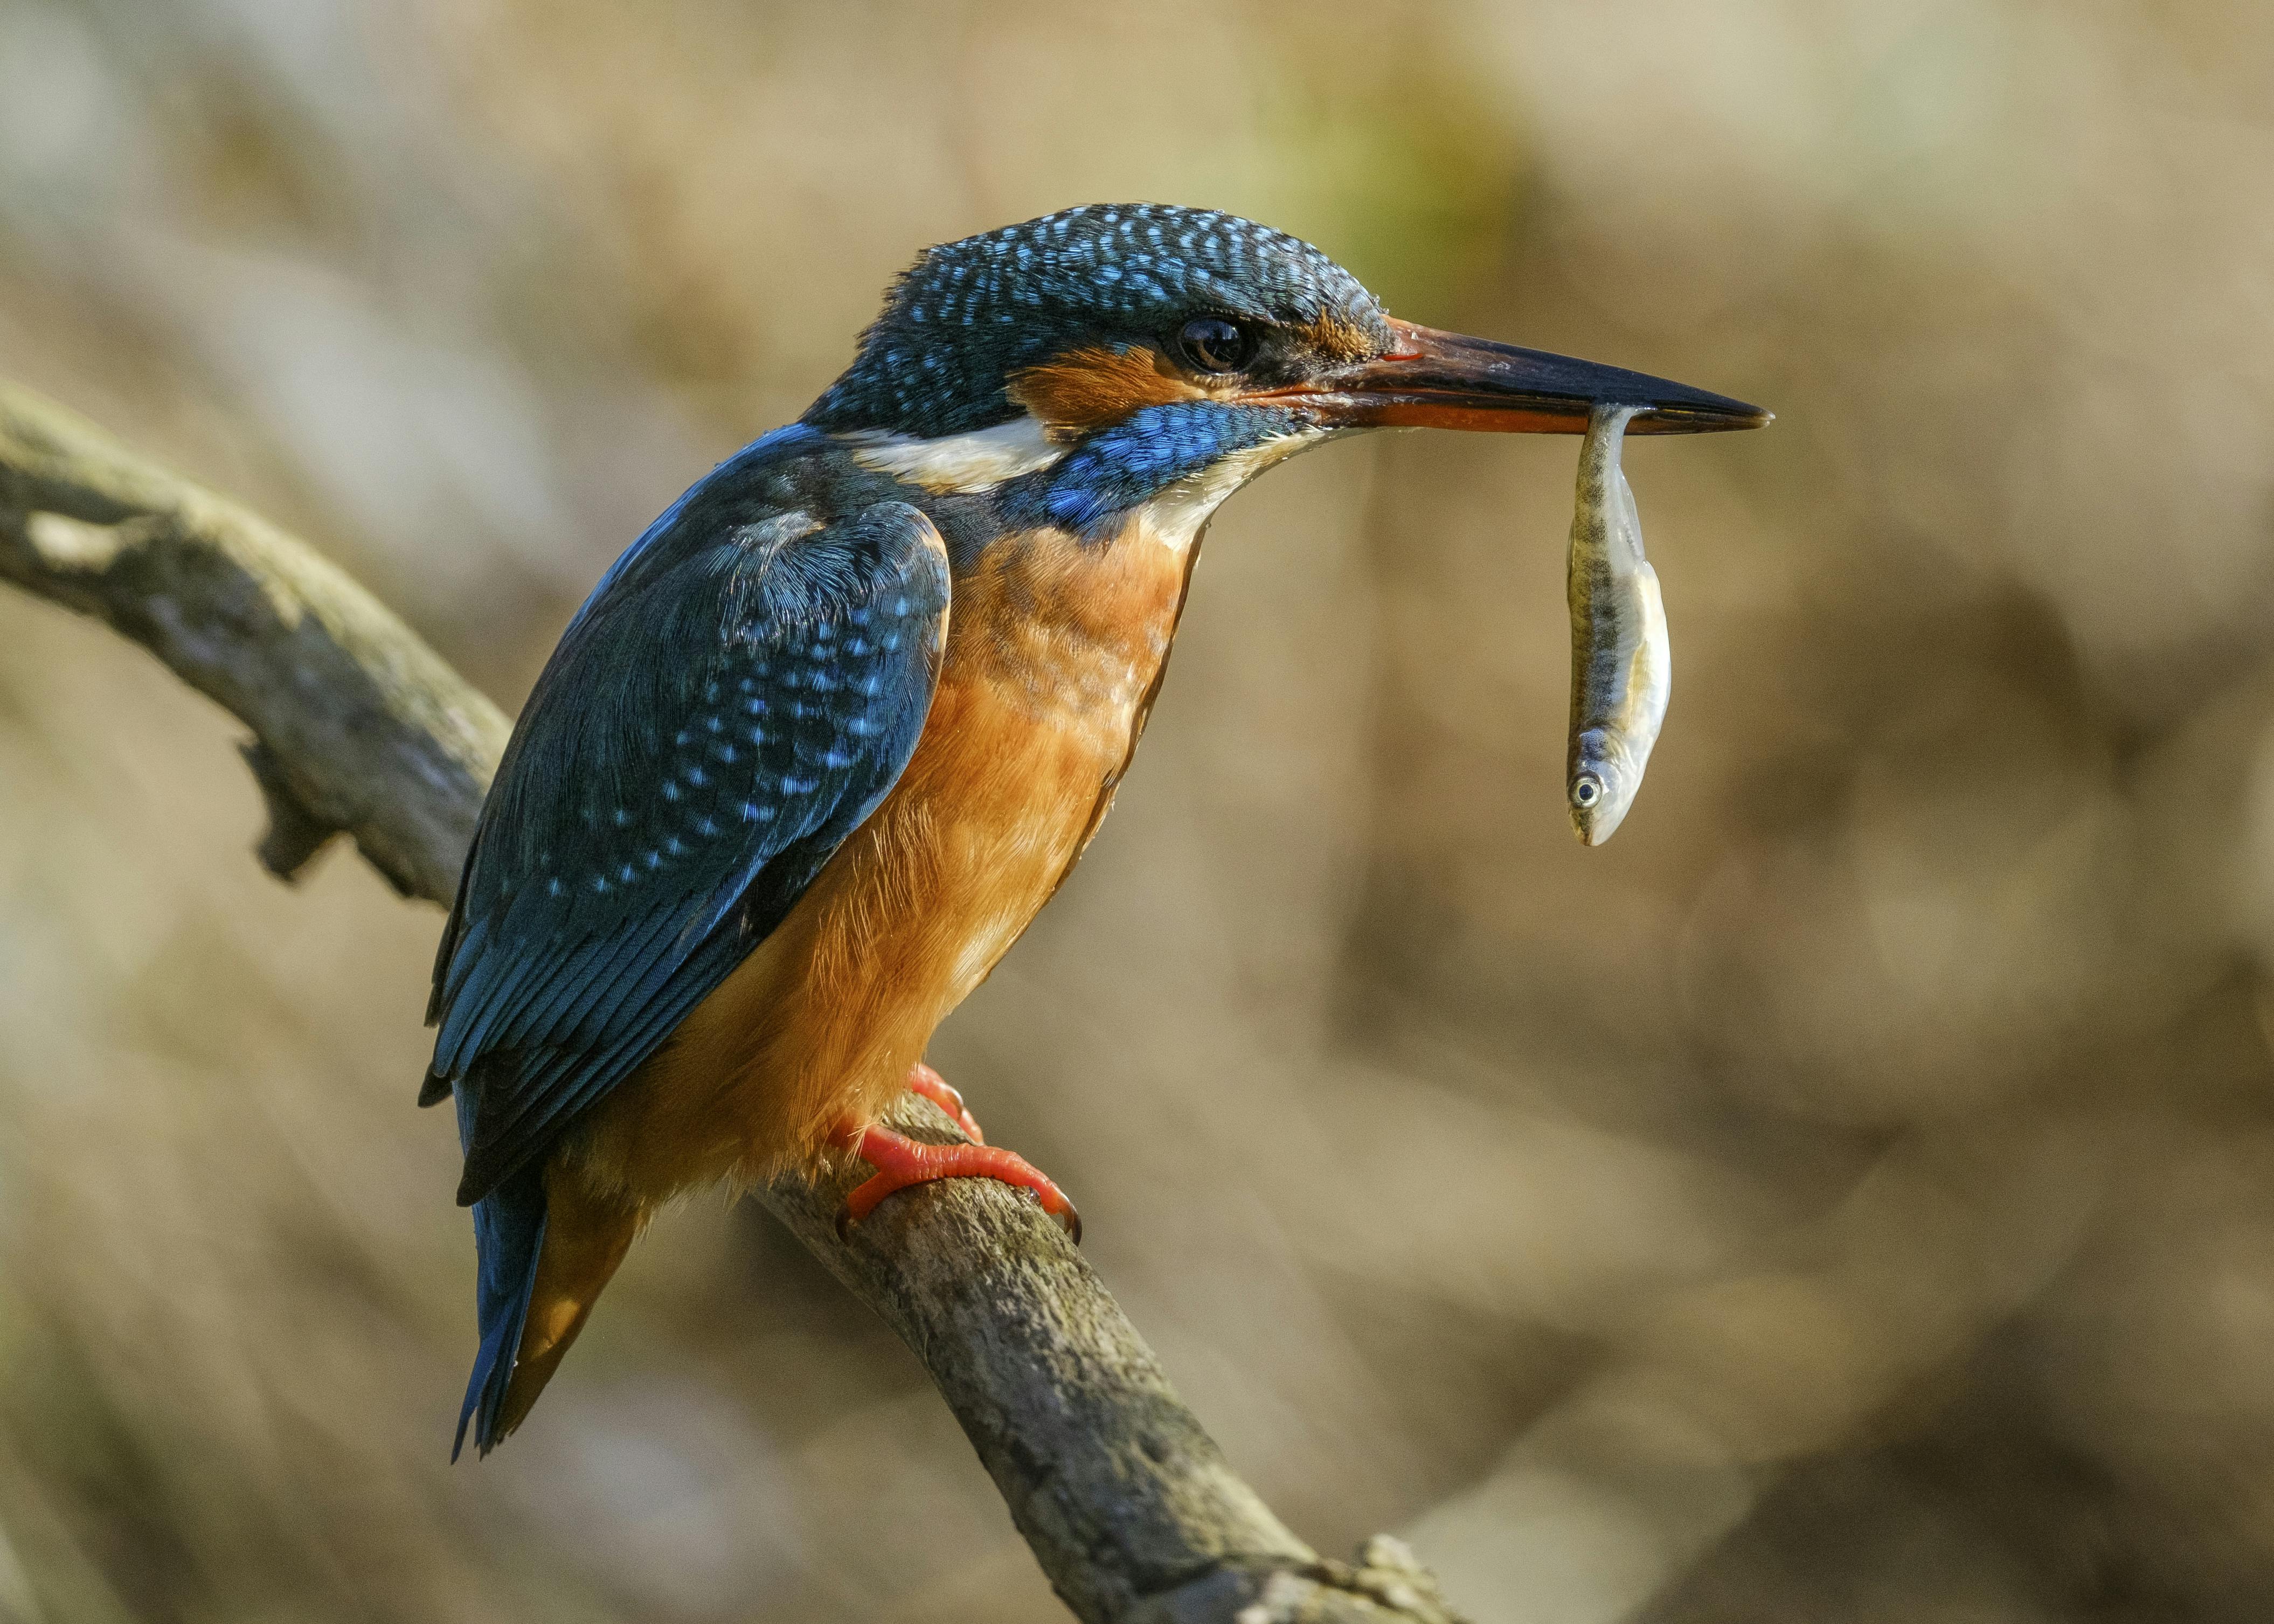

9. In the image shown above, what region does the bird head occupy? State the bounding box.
[804,204,1766,536]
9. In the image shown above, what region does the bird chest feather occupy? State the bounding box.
[876,518,1197,989]
[602,519,1196,1186]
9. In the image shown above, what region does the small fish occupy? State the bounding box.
[1566,404,1669,846]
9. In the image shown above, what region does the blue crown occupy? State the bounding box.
[806,204,1389,438]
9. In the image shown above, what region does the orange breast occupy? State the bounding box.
[564,518,1198,1200]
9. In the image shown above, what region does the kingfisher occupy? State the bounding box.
[421,203,1765,1457]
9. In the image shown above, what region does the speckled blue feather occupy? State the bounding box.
[424,438,947,1457]
[433,490,948,1198]
[805,204,1389,438]
[1000,400,1306,535]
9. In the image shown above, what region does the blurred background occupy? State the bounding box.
[2,2,2272,1620]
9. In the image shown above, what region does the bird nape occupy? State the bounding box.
[421,203,1767,1457]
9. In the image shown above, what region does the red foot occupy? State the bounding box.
[830,1122,1081,1244]
[904,1063,985,1143]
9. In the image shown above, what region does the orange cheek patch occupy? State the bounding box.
[1296,312,1378,362]
[1007,346,1207,440]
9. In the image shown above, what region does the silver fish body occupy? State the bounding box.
[1566,404,1670,845]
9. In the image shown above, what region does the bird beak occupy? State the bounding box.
[1252,317,1771,435]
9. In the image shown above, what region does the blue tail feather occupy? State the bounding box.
[453,1098,549,1461]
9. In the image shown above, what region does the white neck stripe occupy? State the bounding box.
[841,416,1065,494]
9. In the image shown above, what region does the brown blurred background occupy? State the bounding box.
[3,2,2272,1620]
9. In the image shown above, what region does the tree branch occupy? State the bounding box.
[0,379,1471,1624]
[0,384,508,899]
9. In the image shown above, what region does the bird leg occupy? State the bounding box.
[832,1067,1080,1243]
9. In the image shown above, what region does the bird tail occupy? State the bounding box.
[455,1156,640,1460]
[456,1161,548,1460]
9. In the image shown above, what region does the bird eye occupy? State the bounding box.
[1176,316,1254,373]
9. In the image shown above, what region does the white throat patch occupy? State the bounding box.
[842,415,1065,493]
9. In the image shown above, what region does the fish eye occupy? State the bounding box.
[1175,316,1254,373]
[1571,776,1603,808]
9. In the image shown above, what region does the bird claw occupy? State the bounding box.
[904,1062,985,1143]
[830,1122,1080,1245]
[1047,1199,1082,1246]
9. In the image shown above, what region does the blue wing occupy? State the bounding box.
[424,477,949,1207]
